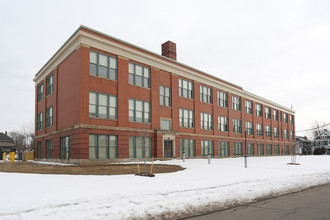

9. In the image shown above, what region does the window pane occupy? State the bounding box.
[89,93,97,104]
[109,96,116,107]
[109,57,116,69]
[129,99,134,110]
[161,119,170,130]
[129,137,135,158]
[136,65,142,76]
[136,101,143,111]
[129,73,134,84]
[144,68,149,78]
[165,87,170,96]
[144,102,150,112]
[135,75,142,86]
[183,80,188,89]
[90,63,97,76]
[99,106,107,118]
[89,135,96,146]
[144,78,149,88]
[99,94,107,105]
[160,86,164,95]
[136,112,143,122]
[109,108,116,119]
[98,66,107,78]
[89,146,96,159]
[109,69,116,80]
[90,51,97,64]
[129,63,134,73]
[99,54,108,66]
[136,137,143,158]
[129,110,134,121]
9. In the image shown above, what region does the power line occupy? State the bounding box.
[296,123,330,133]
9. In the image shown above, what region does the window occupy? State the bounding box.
[273,127,279,138]
[218,116,228,132]
[273,109,278,121]
[89,134,117,159]
[246,143,254,156]
[129,99,150,123]
[46,140,52,159]
[200,85,212,103]
[233,142,242,156]
[179,78,193,99]
[274,144,280,155]
[257,144,264,155]
[284,129,288,139]
[201,112,213,130]
[37,141,42,158]
[290,130,294,140]
[201,140,213,156]
[129,136,151,159]
[266,144,272,155]
[284,145,289,155]
[245,100,252,114]
[160,86,171,106]
[129,63,150,88]
[265,125,271,137]
[232,96,241,111]
[265,107,270,119]
[46,106,53,128]
[179,108,194,128]
[217,91,228,107]
[37,112,43,131]
[90,51,117,80]
[180,139,195,157]
[283,113,288,123]
[89,92,117,119]
[245,122,253,135]
[233,119,242,134]
[60,136,70,159]
[46,74,54,96]
[256,104,262,117]
[256,124,263,136]
[290,115,294,125]
[160,119,171,130]
[219,141,229,157]
[37,83,43,102]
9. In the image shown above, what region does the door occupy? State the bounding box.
[164,140,173,158]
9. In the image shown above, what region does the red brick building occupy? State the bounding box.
[34,26,296,161]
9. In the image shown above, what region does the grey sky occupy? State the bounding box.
[0,0,329,137]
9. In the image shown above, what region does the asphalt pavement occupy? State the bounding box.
[188,183,330,220]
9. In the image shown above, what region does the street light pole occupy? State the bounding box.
[144,118,147,174]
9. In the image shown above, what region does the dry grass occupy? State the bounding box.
[0,162,185,175]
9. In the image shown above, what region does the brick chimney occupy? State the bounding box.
[162,41,177,60]
[5,131,7,135]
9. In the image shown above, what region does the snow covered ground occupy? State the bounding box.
[1,155,330,220]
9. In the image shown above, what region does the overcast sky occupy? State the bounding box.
[0,0,329,137]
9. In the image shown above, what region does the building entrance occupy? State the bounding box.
[164,140,173,158]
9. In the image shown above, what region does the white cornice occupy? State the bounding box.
[34,29,295,114]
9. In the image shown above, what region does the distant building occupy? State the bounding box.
[0,132,15,153]
[313,130,330,155]
[33,25,296,161]
[296,136,312,155]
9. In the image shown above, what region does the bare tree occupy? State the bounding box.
[309,121,330,139]
[8,121,35,152]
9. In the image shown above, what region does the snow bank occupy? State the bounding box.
[1,155,330,219]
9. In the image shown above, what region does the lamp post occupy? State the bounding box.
[144,117,147,174]
[244,130,247,168]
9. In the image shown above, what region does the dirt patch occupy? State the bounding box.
[0,162,185,175]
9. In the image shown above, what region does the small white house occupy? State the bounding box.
[313,130,330,155]
[296,136,312,155]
